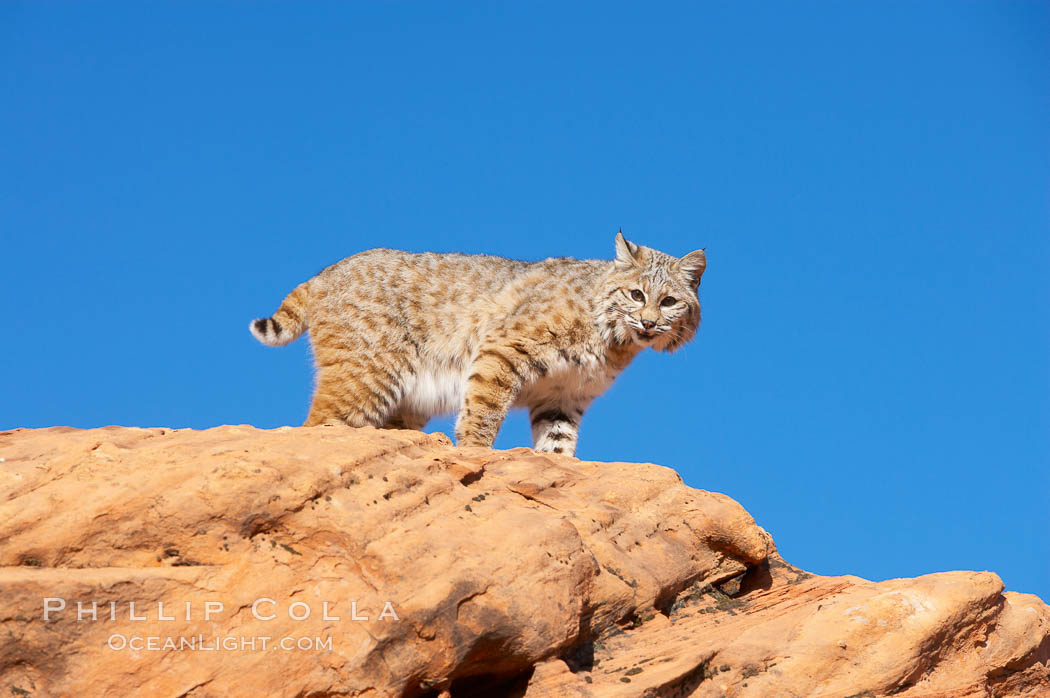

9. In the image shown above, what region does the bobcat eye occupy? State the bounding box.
[630,289,645,302]
[660,296,677,307]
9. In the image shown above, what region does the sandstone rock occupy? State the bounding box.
[0,426,1046,697]
[525,559,1050,697]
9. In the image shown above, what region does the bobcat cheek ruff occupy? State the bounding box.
[251,232,705,455]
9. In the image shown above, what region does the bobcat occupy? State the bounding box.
[250,232,705,456]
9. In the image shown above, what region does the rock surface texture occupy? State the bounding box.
[1,426,1047,697]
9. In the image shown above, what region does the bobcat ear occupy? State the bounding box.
[678,248,707,286]
[614,230,641,269]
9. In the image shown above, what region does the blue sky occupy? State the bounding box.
[3,2,1047,599]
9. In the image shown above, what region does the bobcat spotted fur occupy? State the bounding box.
[251,232,705,455]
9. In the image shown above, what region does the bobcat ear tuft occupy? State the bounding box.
[678,248,707,286]
[614,230,641,268]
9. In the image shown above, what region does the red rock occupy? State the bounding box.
[0,426,1045,697]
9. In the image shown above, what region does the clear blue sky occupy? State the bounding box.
[3,2,1047,599]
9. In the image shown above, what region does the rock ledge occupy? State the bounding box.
[1,426,1047,697]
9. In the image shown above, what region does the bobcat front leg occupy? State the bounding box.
[456,341,543,448]
[530,404,584,456]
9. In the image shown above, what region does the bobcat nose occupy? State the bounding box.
[641,319,656,330]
